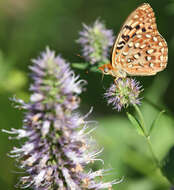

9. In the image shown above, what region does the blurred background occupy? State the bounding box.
[0,0,174,189]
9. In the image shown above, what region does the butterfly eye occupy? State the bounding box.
[104,67,109,73]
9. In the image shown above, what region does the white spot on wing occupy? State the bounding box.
[159,42,163,46]
[147,56,151,61]
[135,43,140,48]
[153,37,158,42]
[160,55,163,61]
[147,49,154,54]
[128,64,133,68]
[161,48,164,53]
[134,54,139,59]
[128,42,133,47]
[123,52,128,56]
[140,44,146,49]
[146,34,151,38]
[149,63,154,68]
[131,21,139,27]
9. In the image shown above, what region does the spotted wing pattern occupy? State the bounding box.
[111,3,168,76]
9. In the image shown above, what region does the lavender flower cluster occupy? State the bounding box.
[3,48,118,190]
[105,78,142,111]
[77,20,114,64]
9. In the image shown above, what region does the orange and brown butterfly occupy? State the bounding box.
[99,3,168,79]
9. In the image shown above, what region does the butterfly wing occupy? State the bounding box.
[111,3,168,76]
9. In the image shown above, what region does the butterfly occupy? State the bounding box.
[99,3,168,79]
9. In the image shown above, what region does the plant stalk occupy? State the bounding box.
[133,104,160,168]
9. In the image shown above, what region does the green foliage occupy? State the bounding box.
[72,63,89,70]
[95,106,174,190]
[0,51,27,93]
[127,112,144,136]
[162,146,174,185]
[149,110,165,135]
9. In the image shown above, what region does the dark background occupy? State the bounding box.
[0,0,174,189]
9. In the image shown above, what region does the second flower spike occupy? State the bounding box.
[77,19,114,65]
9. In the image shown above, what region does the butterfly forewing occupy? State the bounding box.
[111,3,168,76]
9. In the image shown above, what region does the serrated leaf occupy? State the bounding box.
[149,110,165,135]
[71,63,89,70]
[127,112,145,136]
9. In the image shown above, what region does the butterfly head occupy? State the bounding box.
[99,64,113,75]
[99,63,127,78]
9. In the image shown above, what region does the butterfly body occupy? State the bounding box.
[99,63,127,78]
[99,3,168,78]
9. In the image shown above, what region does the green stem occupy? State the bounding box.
[144,97,173,120]
[146,136,161,168]
[133,104,148,137]
[146,138,172,185]
[133,104,160,168]
[132,104,172,186]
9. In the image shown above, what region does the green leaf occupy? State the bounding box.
[149,110,165,135]
[127,112,145,136]
[161,146,174,185]
[71,63,89,70]
[90,66,100,72]
[133,104,146,129]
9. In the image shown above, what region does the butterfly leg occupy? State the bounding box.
[114,77,120,84]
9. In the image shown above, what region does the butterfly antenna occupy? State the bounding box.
[101,73,104,82]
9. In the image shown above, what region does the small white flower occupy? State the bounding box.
[2,128,31,139]
[39,154,49,168]
[34,169,46,187]
[30,93,43,102]
[22,142,35,154]
[41,121,50,136]
[62,168,81,190]
[22,153,38,167]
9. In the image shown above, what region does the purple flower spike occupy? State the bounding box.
[77,19,114,64]
[4,48,119,189]
[105,78,143,111]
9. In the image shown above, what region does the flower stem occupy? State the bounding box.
[132,104,174,186]
[146,136,161,168]
[133,104,160,168]
[133,104,148,136]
